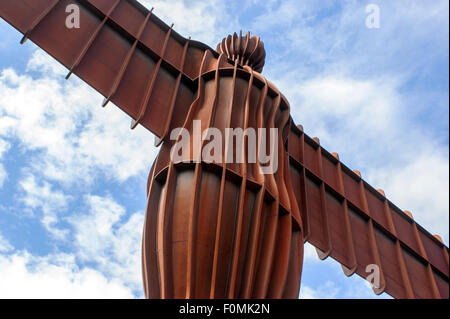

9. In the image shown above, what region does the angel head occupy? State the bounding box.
[217,31,266,73]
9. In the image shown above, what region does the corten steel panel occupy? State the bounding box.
[1,0,448,299]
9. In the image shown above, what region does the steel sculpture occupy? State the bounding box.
[0,0,448,299]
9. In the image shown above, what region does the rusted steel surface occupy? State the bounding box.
[141,51,304,298]
[1,0,448,299]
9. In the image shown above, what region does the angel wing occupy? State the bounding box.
[0,0,216,143]
[287,121,449,299]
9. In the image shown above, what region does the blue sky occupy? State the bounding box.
[0,0,448,298]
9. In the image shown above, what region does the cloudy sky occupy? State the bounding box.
[0,0,448,299]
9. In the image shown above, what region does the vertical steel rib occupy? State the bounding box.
[156,162,176,298]
[241,32,250,65]
[142,161,156,298]
[236,30,242,63]
[412,221,442,298]
[239,75,269,298]
[358,181,386,294]
[381,194,416,298]
[227,67,254,298]
[209,57,237,298]
[102,8,154,107]
[131,23,174,129]
[178,50,211,137]
[155,37,191,146]
[185,162,202,298]
[395,241,415,298]
[267,152,293,298]
[203,54,230,298]
[420,248,443,298]
[410,221,441,298]
[336,161,357,275]
[252,93,282,298]
[20,0,59,44]
[443,245,449,270]
[184,51,215,298]
[65,0,121,79]
[191,55,225,296]
[227,179,248,298]
[209,166,228,298]
[299,133,311,242]
[315,146,332,259]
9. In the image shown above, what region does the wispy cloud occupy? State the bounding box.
[19,174,71,239]
[0,139,8,188]
[0,251,134,298]
[139,0,239,47]
[300,281,339,299]
[69,195,145,295]
[0,50,159,186]
[0,232,13,253]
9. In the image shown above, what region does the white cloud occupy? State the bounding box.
[299,281,339,299]
[19,174,71,239]
[257,0,449,77]
[303,242,321,262]
[0,193,145,298]
[300,247,393,299]
[288,75,401,136]
[0,159,6,188]
[69,195,145,295]
[0,233,13,253]
[0,139,8,156]
[27,48,67,77]
[0,49,159,186]
[251,0,316,32]
[368,149,449,241]
[0,139,9,188]
[140,0,238,47]
[0,251,134,298]
[0,194,145,298]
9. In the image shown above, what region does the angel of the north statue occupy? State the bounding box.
[0,0,448,299]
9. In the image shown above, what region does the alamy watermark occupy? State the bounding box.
[65,4,80,29]
[365,264,381,290]
[365,4,380,29]
[169,120,279,175]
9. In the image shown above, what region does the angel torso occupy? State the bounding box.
[143,50,304,298]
